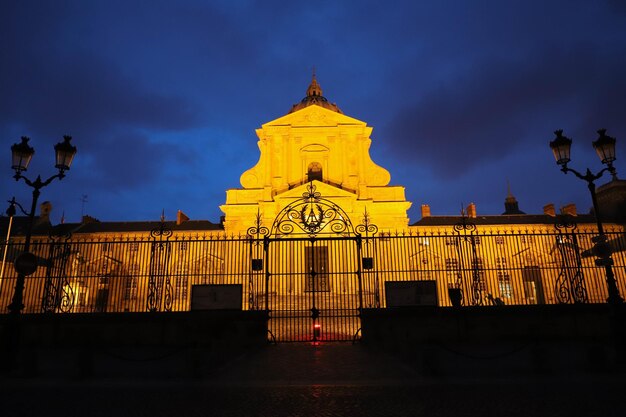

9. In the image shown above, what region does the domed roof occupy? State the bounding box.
[288,75,343,114]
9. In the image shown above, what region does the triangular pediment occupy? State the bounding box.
[274,181,357,202]
[512,247,552,265]
[262,105,367,128]
[410,248,443,260]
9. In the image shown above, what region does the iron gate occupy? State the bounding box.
[246,182,377,342]
[265,236,363,342]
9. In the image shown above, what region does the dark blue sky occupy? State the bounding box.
[2,0,626,225]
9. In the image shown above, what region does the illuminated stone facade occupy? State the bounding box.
[220,76,411,235]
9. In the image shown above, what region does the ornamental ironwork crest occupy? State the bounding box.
[270,182,356,237]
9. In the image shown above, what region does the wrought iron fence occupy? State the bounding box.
[361,228,626,307]
[1,228,625,315]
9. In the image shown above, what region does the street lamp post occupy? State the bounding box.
[7,136,77,314]
[549,129,623,305]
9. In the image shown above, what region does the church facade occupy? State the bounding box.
[1,77,625,341]
[220,75,411,235]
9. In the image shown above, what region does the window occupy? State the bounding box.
[445,258,458,272]
[307,162,323,182]
[471,258,486,291]
[77,290,88,307]
[174,263,189,301]
[498,272,512,298]
[496,257,512,298]
[124,264,140,300]
[178,241,188,251]
[305,246,329,292]
[175,276,188,301]
[445,258,461,281]
[124,277,138,300]
[495,236,505,245]
[522,266,545,304]
[129,242,139,252]
[74,281,88,307]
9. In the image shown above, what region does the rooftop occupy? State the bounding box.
[288,75,343,114]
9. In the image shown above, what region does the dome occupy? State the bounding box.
[288,75,343,114]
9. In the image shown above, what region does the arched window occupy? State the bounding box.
[307,162,323,182]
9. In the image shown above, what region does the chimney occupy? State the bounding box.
[81,215,100,224]
[543,203,556,217]
[466,202,477,218]
[176,210,190,226]
[561,203,577,216]
[421,204,431,218]
[38,201,52,224]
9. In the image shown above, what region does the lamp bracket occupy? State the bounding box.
[8,198,30,217]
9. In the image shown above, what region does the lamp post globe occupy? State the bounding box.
[549,129,623,306]
[54,135,77,174]
[592,129,618,181]
[7,136,77,315]
[10,136,35,175]
[549,129,572,168]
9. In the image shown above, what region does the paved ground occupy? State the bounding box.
[2,343,625,417]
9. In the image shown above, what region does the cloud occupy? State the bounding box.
[385,45,626,177]
[84,132,195,188]
[0,2,203,141]
[0,49,200,139]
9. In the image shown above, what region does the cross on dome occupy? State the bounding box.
[288,73,343,114]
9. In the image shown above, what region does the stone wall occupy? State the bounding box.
[361,304,626,376]
[0,310,268,378]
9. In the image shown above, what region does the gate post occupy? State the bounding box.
[263,235,270,312]
[247,211,269,311]
[147,215,173,312]
[41,229,73,313]
[356,235,364,312]
[453,209,482,306]
[309,237,320,342]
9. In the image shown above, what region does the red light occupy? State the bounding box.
[313,323,321,338]
[314,324,321,329]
